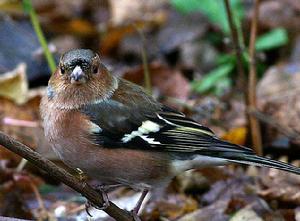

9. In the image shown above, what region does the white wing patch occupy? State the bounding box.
[122,120,161,143]
[157,113,176,126]
[140,135,161,144]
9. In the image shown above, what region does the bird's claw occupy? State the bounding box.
[85,201,93,217]
[130,210,141,221]
[85,185,111,216]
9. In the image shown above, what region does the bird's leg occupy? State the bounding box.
[85,185,109,217]
[85,184,122,216]
[132,189,149,215]
[85,201,94,217]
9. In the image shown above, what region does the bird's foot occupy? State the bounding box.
[130,210,141,221]
[85,185,112,216]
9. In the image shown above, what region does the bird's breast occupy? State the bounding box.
[41,103,93,162]
[41,105,173,188]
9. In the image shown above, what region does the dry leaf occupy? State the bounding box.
[257,63,300,144]
[221,127,247,146]
[123,62,190,100]
[229,208,263,221]
[0,63,28,105]
[258,166,300,205]
[141,193,198,220]
[178,200,230,221]
[109,0,167,25]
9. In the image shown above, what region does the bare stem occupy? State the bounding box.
[247,0,262,155]
[224,0,246,92]
[136,27,152,94]
[0,131,133,221]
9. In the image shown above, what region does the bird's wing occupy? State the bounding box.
[80,80,300,175]
[80,97,253,156]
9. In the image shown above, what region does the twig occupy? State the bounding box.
[247,0,262,155]
[224,0,246,92]
[0,131,133,221]
[29,180,49,219]
[136,28,152,94]
[22,0,56,72]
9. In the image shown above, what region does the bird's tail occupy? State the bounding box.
[221,152,300,175]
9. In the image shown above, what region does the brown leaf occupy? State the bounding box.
[257,63,300,144]
[221,127,247,146]
[0,93,44,165]
[100,22,146,55]
[0,63,28,105]
[256,0,300,31]
[258,165,300,205]
[141,194,198,220]
[109,0,167,26]
[123,62,190,100]
[47,19,97,37]
[177,200,230,221]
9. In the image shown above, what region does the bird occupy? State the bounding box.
[41,49,300,217]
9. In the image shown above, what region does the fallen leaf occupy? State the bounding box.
[109,0,168,25]
[256,0,300,31]
[123,62,190,100]
[257,63,300,145]
[221,127,247,146]
[257,165,300,205]
[177,199,230,221]
[0,88,45,164]
[229,208,263,221]
[0,63,28,105]
[141,194,198,220]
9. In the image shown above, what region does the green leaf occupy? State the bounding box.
[217,54,236,65]
[255,28,288,51]
[170,0,244,34]
[191,63,234,94]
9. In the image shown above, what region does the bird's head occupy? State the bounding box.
[47,49,117,108]
[57,49,102,85]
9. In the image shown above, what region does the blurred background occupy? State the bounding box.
[1,0,300,220]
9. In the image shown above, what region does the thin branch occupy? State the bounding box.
[29,180,48,219]
[247,0,262,155]
[0,131,133,221]
[136,27,152,95]
[224,0,246,92]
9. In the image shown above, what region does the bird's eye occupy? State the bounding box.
[92,66,98,74]
[60,66,65,75]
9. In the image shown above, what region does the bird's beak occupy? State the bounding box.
[70,66,86,84]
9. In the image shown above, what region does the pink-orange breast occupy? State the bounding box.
[42,107,173,188]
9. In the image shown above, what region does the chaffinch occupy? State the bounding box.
[41,49,300,216]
